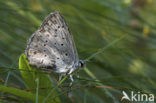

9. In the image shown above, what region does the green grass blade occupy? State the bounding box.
[0,85,44,102]
[85,34,127,61]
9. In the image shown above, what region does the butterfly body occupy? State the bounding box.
[25,12,84,78]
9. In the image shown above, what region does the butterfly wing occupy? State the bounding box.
[25,12,79,73]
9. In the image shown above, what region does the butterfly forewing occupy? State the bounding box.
[26,12,79,73]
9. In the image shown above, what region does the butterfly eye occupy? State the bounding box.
[78,60,85,68]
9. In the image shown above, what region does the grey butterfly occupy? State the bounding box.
[25,11,85,81]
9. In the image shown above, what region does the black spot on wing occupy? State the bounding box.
[65,53,68,56]
[46,64,57,70]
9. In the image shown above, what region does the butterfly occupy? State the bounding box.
[25,11,85,81]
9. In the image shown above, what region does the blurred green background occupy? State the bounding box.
[0,0,156,103]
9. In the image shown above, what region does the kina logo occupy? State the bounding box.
[121,91,154,102]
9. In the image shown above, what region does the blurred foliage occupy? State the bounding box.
[0,0,156,103]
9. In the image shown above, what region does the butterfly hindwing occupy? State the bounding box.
[26,12,79,73]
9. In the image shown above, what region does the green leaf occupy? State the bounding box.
[19,53,37,89]
[19,53,60,103]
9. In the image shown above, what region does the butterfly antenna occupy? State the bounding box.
[84,59,97,63]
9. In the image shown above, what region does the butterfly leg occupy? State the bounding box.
[58,74,65,82]
[69,74,74,82]
[68,68,74,75]
[75,73,79,78]
[69,74,74,86]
